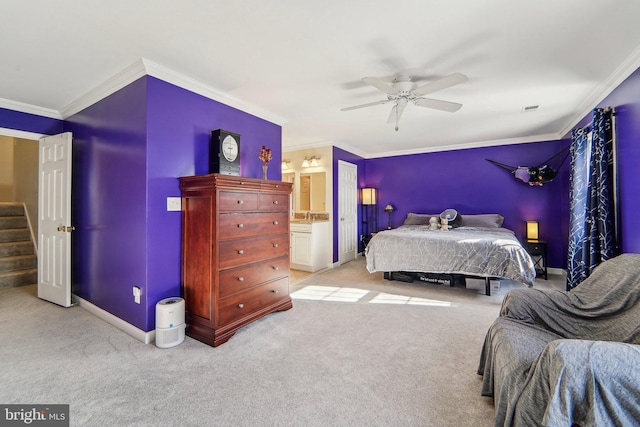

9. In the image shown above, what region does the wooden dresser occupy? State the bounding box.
[179,173,293,347]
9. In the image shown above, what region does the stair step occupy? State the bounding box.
[0,228,31,243]
[0,203,25,217]
[0,241,34,257]
[0,254,37,272]
[0,268,37,289]
[0,216,28,230]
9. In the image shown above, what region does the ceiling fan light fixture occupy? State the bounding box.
[342,72,467,128]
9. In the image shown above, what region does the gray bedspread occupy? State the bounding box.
[365,225,535,286]
[478,253,640,426]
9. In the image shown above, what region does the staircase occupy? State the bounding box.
[0,203,37,289]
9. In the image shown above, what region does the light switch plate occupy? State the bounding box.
[167,197,181,211]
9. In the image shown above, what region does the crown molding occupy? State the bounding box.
[329,141,370,158]
[60,60,147,118]
[142,59,287,126]
[58,58,287,125]
[0,97,62,120]
[559,44,640,138]
[348,132,563,159]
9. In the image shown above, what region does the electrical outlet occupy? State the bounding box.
[133,286,141,304]
[167,197,181,211]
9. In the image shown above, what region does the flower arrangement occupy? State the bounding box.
[259,146,272,165]
[258,146,272,179]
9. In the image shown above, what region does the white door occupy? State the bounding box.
[338,160,358,264]
[38,132,73,307]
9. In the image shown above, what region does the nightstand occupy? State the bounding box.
[525,240,547,280]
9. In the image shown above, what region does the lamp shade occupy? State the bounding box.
[384,204,395,213]
[362,188,377,205]
[526,221,539,240]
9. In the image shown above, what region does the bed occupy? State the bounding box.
[364,212,536,295]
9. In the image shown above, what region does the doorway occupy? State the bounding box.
[338,160,357,265]
[0,133,40,239]
[0,129,43,290]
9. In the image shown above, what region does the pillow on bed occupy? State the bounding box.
[461,214,504,228]
[403,213,440,225]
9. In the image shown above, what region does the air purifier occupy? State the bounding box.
[155,297,185,348]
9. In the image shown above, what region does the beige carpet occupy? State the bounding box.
[0,257,564,426]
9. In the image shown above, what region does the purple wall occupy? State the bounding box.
[363,140,571,268]
[575,68,640,254]
[0,107,63,135]
[65,77,149,329]
[145,76,282,330]
[65,76,283,332]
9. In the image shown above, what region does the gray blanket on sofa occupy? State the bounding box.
[478,253,640,426]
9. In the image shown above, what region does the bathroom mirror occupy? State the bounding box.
[299,172,326,211]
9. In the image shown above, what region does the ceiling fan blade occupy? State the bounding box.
[362,77,398,95]
[414,97,463,112]
[387,98,408,124]
[412,73,468,96]
[341,99,390,111]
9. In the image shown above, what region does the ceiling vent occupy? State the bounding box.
[522,105,540,112]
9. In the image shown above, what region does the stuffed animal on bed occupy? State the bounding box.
[429,216,439,230]
[440,217,452,231]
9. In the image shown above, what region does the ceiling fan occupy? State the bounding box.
[341,73,468,131]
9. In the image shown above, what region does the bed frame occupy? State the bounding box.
[384,271,498,296]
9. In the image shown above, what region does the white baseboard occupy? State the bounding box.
[73,294,155,344]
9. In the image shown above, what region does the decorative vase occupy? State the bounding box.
[262,164,268,180]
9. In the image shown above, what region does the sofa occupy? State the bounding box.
[477,253,640,427]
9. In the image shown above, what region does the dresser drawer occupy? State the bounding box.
[258,193,290,211]
[219,233,289,269]
[260,181,290,192]
[219,191,259,211]
[218,256,289,299]
[218,277,289,326]
[219,212,289,240]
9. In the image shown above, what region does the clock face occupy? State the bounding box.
[222,135,238,162]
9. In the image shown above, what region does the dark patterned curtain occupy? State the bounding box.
[566,108,618,290]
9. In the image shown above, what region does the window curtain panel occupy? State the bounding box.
[566,108,618,290]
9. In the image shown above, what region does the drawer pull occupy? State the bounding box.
[237,200,244,205]
[273,200,279,205]
[273,266,279,271]
[238,249,244,254]
[273,243,279,248]
[238,277,244,282]
[238,223,244,228]
[273,221,279,225]
[272,290,279,294]
[238,304,244,309]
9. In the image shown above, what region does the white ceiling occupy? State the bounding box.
[2,0,640,157]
